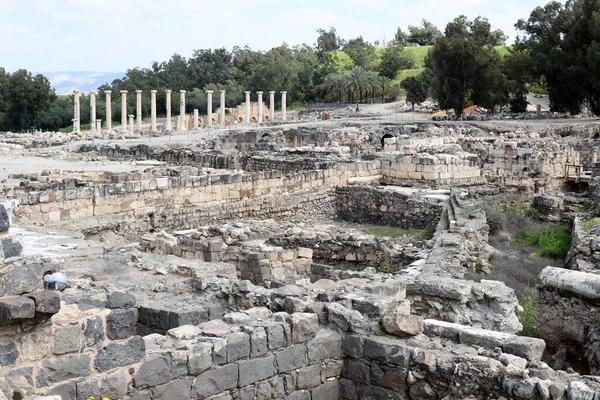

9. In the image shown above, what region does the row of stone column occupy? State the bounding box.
[73,89,288,133]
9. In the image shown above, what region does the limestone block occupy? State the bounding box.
[53,325,82,355]
[502,336,546,362]
[382,314,424,337]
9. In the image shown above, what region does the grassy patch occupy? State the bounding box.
[518,290,537,337]
[360,226,429,240]
[402,46,431,69]
[516,226,571,259]
[581,217,600,231]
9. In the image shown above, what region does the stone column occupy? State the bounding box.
[129,114,134,134]
[73,90,81,133]
[245,91,251,123]
[269,91,275,121]
[193,109,199,130]
[89,91,97,132]
[165,90,172,131]
[120,90,128,133]
[257,91,263,123]
[150,90,157,132]
[136,90,143,130]
[219,90,226,125]
[96,119,102,132]
[207,90,213,127]
[179,90,187,131]
[104,90,112,131]
[281,91,287,121]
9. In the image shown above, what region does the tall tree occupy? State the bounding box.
[427,16,508,115]
[407,20,442,46]
[401,75,428,110]
[516,0,600,114]
[342,37,377,70]
[2,70,56,131]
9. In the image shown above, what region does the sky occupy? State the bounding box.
[0,0,551,73]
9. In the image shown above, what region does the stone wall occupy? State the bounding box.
[537,266,600,374]
[335,186,445,232]
[380,150,483,187]
[8,161,380,226]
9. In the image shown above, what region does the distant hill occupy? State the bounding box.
[34,71,125,95]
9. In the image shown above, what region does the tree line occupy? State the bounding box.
[0,0,598,132]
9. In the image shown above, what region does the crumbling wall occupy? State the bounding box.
[8,161,380,225]
[335,186,445,232]
[537,266,600,374]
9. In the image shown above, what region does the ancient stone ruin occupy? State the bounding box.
[1,116,600,399]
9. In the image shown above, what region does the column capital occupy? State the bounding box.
[129,114,135,118]
[136,90,143,94]
[269,91,275,94]
[120,90,128,94]
[257,91,263,95]
[73,89,80,94]
[180,90,186,94]
[281,91,287,94]
[151,89,157,94]
[207,90,214,94]
[245,91,251,94]
[104,90,112,95]
[90,90,97,95]
[165,89,172,94]
[220,90,226,94]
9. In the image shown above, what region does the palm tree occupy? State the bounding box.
[344,66,370,111]
[378,76,391,103]
[322,73,345,103]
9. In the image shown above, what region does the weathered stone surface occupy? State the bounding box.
[188,342,213,375]
[94,336,145,372]
[0,205,10,232]
[84,315,105,347]
[408,381,436,400]
[297,364,322,389]
[276,344,307,372]
[191,364,238,399]
[0,340,18,366]
[343,334,364,359]
[1,236,22,258]
[106,308,137,340]
[226,332,250,362]
[101,370,130,400]
[152,377,192,400]
[312,380,339,400]
[167,325,202,340]
[107,291,137,309]
[25,290,61,314]
[344,359,369,384]
[358,384,402,400]
[290,313,319,344]
[46,382,76,400]
[327,303,368,332]
[76,378,101,400]
[287,390,311,400]
[266,322,286,350]
[0,296,35,325]
[1,260,47,296]
[538,266,600,301]
[37,353,92,387]
[21,332,50,361]
[382,314,423,336]
[503,336,546,361]
[134,355,173,388]
[238,354,276,387]
[363,336,411,367]
[307,329,342,361]
[53,325,82,355]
